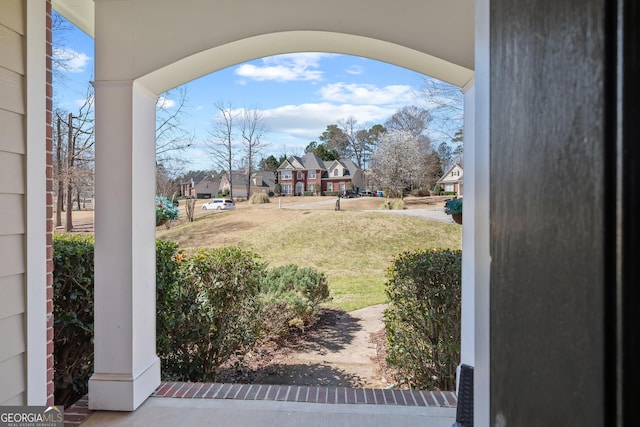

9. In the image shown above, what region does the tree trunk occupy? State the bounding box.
[56,116,63,227]
[65,113,74,232]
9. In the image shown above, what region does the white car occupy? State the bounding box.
[201,199,235,211]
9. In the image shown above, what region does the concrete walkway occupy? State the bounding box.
[80,397,456,427]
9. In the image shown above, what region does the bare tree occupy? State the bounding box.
[239,107,269,198]
[54,85,95,231]
[418,77,463,146]
[208,102,239,199]
[371,130,422,198]
[338,117,369,169]
[156,86,195,162]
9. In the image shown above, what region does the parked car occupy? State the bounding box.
[341,190,359,198]
[201,199,235,210]
[358,190,374,197]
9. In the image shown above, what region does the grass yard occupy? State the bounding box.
[156,197,462,312]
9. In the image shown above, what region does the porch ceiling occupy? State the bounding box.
[52,0,474,90]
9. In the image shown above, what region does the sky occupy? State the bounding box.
[53,13,457,173]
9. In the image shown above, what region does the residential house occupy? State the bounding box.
[4,1,636,425]
[193,175,221,198]
[219,170,276,199]
[277,153,365,195]
[437,163,463,196]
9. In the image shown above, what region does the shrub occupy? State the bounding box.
[155,240,185,363]
[383,249,462,390]
[382,199,405,210]
[274,183,282,195]
[159,247,265,382]
[156,195,179,226]
[410,188,430,197]
[53,235,95,408]
[259,264,331,339]
[323,191,339,197]
[303,191,314,196]
[249,192,270,204]
[433,183,442,194]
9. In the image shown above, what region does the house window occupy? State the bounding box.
[445,183,454,192]
[308,170,316,179]
[327,183,333,192]
[297,171,303,179]
[333,169,339,177]
[281,184,292,195]
[308,184,315,192]
[281,171,292,180]
[339,183,345,192]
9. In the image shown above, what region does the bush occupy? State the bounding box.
[156,195,179,226]
[410,188,430,197]
[323,191,339,197]
[159,247,265,382]
[53,235,95,408]
[259,264,331,339]
[303,191,314,196]
[249,192,270,204]
[274,184,282,195]
[382,199,405,210]
[383,249,462,390]
[155,240,185,363]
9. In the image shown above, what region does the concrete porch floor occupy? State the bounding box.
[68,382,457,426]
[80,397,456,427]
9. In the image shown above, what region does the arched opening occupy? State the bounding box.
[150,50,465,389]
[81,2,479,413]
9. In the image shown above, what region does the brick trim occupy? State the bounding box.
[45,0,55,407]
[65,383,456,425]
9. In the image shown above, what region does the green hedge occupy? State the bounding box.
[159,247,264,381]
[54,237,333,400]
[259,264,331,338]
[53,235,95,408]
[383,249,462,390]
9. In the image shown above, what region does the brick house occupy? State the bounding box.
[277,153,365,195]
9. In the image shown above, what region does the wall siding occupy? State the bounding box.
[0,0,27,407]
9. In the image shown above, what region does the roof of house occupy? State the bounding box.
[223,170,277,188]
[437,162,463,184]
[277,154,362,178]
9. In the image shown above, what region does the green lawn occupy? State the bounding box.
[157,208,461,312]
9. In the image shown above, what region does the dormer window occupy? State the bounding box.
[333,169,339,177]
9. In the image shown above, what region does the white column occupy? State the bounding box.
[25,0,48,405]
[460,83,475,370]
[89,80,160,411]
[475,0,491,424]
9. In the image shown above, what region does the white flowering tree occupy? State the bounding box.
[371,130,423,198]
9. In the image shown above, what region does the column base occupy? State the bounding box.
[88,356,160,411]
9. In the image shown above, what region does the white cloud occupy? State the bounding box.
[235,53,333,82]
[53,47,91,73]
[157,96,176,109]
[318,83,415,105]
[261,102,396,141]
[345,65,364,75]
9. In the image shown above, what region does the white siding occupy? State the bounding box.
[0,0,27,406]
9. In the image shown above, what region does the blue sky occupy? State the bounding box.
[53,13,454,173]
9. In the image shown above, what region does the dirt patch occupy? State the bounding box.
[217,304,394,388]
